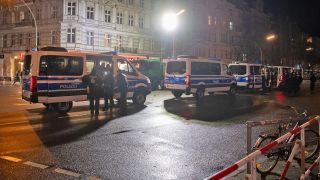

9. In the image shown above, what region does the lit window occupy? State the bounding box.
[19,11,25,22]
[51,31,58,45]
[208,16,211,25]
[229,21,233,30]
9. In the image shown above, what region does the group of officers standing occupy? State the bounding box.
[82,62,128,117]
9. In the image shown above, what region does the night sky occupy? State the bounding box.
[263,0,320,36]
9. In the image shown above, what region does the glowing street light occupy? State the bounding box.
[266,34,276,41]
[162,9,185,57]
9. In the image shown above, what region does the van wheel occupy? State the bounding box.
[133,92,146,105]
[172,91,182,98]
[228,85,237,96]
[53,101,73,114]
[195,87,205,100]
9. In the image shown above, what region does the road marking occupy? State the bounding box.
[54,168,81,177]
[0,156,22,162]
[87,176,103,180]
[23,161,49,169]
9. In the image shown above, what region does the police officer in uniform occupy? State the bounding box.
[116,69,128,115]
[87,63,104,116]
[103,64,114,111]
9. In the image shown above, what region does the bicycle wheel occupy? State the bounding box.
[293,129,319,160]
[255,136,280,174]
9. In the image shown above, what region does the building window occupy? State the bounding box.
[36,9,41,20]
[229,21,233,30]
[3,35,7,48]
[117,12,123,24]
[138,38,143,49]
[128,0,134,5]
[151,39,155,51]
[37,32,40,46]
[104,33,111,47]
[67,2,76,15]
[139,0,144,8]
[117,35,122,48]
[19,11,25,22]
[11,34,16,47]
[105,10,111,23]
[51,31,58,45]
[118,0,123,3]
[67,28,76,43]
[87,7,94,20]
[208,16,211,25]
[51,6,57,18]
[138,17,144,28]
[128,14,134,26]
[86,31,94,45]
[27,33,31,47]
[19,34,23,45]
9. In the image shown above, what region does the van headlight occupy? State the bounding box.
[146,78,151,84]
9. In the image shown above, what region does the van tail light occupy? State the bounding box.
[185,75,191,86]
[30,76,37,92]
[279,74,284,82]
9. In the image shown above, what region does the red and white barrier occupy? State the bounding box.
[280,140,301,180]
[205,115,320,180]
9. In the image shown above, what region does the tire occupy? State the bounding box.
[43,103,49,107]
[133,92,146,105]
[195,87,205,100]
[172,91,183,98]
[228,84,237,96]
[255,136,279,174]
[293,129,319,161]
[53,101,73,114]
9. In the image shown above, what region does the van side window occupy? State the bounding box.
[250,66,261,75]
[39,55,83,76]
[118,59,136,75]
[191,62,220,75]
[23,55,32,75]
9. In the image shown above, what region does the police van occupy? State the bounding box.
[267,66,292,88]
[228,62,263,90]
[22,47,151,113]
[164,56,237,100]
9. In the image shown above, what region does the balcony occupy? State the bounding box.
[115,47,138,54]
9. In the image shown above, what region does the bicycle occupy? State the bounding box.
[253,106,320,174]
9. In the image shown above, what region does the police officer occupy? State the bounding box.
[103,64,114,111]
[116,69,128,115]
[310,72,317,93]
[88,63,104,116]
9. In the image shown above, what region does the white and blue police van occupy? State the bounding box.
[228,62,263,90]
[164,56,237,100]
[22,47,151,113]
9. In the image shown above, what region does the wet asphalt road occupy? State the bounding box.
[0,81,320,180]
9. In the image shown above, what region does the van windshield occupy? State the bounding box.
[229,65,246,75]
[167,61,186,75]
[23,55,32,75]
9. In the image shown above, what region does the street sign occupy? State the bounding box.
[0,54,4,59]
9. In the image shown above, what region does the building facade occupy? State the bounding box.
[0,0,160,80]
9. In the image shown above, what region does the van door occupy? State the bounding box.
[250,65,262,89]
[116,59,139,98]
[22,55,32,101]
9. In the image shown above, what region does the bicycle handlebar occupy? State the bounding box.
[286,105,308,118]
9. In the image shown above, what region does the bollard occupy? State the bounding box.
[300,128,305,177]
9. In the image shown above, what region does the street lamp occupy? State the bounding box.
[21,0,38,50]
[162,9,185,58]
[254,33,277,65]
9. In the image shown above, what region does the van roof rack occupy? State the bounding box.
[39,47,68,52]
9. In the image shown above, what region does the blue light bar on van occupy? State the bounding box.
[31,47,37,52]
